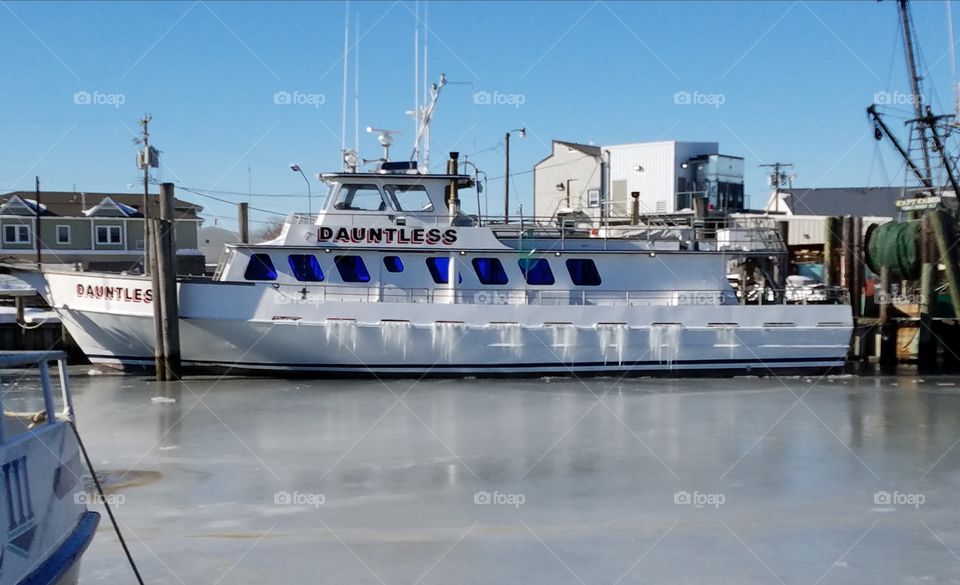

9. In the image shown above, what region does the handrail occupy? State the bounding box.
[0,351,75,443]
[274,212,790,251]
[270,283,849,307]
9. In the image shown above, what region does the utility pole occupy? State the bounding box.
[34,176,42,267]
[760,162,793,213]
[137,115,166,379]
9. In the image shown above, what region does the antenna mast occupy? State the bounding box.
[354,15,360,155]
[341,3,350,162]
[900,0,933,180]
[948,0,960,119]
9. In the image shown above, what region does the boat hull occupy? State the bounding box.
[0,421,99,585]
[34,271,853,377]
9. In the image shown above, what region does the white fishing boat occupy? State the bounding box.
[0,351,99,584]
[9,151,853,377]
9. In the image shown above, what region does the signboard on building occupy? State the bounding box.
[895,196,940,211]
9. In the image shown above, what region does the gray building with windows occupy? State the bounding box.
[0,191,204,273]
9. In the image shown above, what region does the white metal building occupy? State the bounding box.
[533,140,744,221]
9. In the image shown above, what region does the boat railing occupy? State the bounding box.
[0,351,74,443]
[271,283,849,307]
[289,212,787,252]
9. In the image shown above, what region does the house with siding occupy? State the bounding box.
[0,191,204,273]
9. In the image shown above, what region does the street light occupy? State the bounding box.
[504,127,526,223]
[290,164,312,219]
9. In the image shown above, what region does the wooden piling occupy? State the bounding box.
[14,297,25,350]
[918,213,937,370]
[852,217,863,319]
[239,202,250,244]
[879,265,897,370]
[932,209,960,318]
[823,216,841,287]
[145,194,166,379]
[157,183,182,380]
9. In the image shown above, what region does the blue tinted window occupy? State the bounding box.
[383,256,404,273]
[244,253,277,281]
[472,258,508,285]
[288,254,324,282]
[425,257,461,284]
[519,258,555,285]
[426,257,450,284]
[334,255,370,283]
[566,259,601,286]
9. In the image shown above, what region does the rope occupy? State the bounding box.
[67,420,146,585]
[17,318,55,331]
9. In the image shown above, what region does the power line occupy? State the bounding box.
[176,185,289,217]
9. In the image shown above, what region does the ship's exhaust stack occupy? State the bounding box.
[446,151,460,220]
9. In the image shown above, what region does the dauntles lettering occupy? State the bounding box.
[317,226,457,245]
[76,283,153,303]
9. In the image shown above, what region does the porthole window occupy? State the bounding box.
[288,254,324,282]
[566,259,601,286]
[244,253,277,281]
[472,258,508,285]
[518,258,555,285]
[383,256,404,273]
[334,255,370,282]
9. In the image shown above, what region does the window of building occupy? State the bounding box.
[566,259,602,286]
[518,258,555,285]
[288,254,324,282]
[95,225,122,245]
[244,253,277,280]
[334,255,370,282]
[56,225,70,244]
[383,256,404,273]
[472,258,508,285]
[383,184,433,212]
[333,184,388,211]
[3,225,30,244]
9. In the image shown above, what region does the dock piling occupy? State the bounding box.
[157,183,182,380]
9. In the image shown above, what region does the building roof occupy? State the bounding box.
[555,141,601,156]
[0,191,203,220]
[774,187,928,217]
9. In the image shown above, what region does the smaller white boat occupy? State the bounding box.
[0,351,99,585]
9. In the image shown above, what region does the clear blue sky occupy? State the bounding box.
[1,0,957,231]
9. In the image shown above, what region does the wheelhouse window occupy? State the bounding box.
[245,253,277,281]
[472,258,508,285]
[333,184,388,212]
[3,225,30,244]
[566,259,601,286]
[518,258,555,285]
[334,255,370,282]
[56,225,71,244]
[383,184,433,212]
[96,225,122,245]
[288,254,324,282]
[425,257,461,284]
[383,256,404,273]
